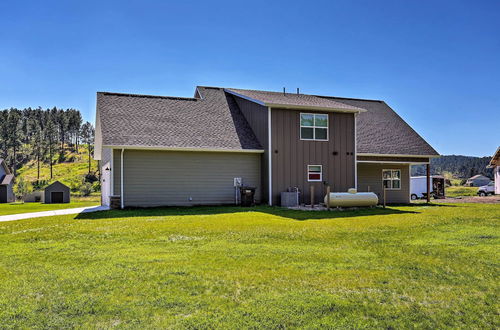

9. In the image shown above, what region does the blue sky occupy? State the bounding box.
[1,0,499,156]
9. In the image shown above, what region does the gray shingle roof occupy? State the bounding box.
[97,87,262,151]
[227,88,365,112]
[321,97,439,156]
[97,86,438,157]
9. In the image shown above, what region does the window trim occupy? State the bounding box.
[382,169,402,190]
[300,113,329,141]
[307,165,323,182]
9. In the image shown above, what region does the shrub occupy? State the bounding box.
[79,182,94,196]
[92,181,101,192]
[14,177,32,201]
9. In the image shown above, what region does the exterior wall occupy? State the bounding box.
[495,166,500,194]
[24,191,45,203]
[233,96,269,203]
[357,163,410,204]
[100,147,113,206]
[271,109,355,205]
[113,149,261,207]
[44,182,70,203]
[0,184,15,203]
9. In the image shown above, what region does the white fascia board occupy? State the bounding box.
[357,160,430,164]
[357,153,439,158]
[93,107,102,160]
[102,145,265,153]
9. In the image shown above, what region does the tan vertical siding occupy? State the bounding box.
[113,149,261,207]
[357,163,410,203]
[271,109,355,205]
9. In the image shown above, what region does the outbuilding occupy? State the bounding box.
[0,159,15,203]
[465,174,491,187]
[44,181,70,203]
[487,147,500,194]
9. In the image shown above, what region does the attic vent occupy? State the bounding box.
[203,87,221,90]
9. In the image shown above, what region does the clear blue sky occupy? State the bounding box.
[1,0,499,156]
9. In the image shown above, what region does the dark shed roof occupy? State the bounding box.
[0,174,14,185]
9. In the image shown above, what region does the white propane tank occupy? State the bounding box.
[324,191,378,207]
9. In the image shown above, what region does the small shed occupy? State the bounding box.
[0,159,15,203]
[465,174,491,187]
[44,181,70,203]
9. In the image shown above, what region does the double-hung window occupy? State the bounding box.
[308,165,322,182]
[300,113,328,141]
[382,169,401,190]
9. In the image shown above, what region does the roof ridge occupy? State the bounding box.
[317,95,384,103]
[227,87,384,103]
[98,91,198,101]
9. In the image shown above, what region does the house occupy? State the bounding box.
[0,159,15,203]
[487,147,500,194]
[94,86,439,208]
[465,174,491,187]
[44,181,70,203]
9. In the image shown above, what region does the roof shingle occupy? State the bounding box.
[97,87,262,151]
[226,88,365,112]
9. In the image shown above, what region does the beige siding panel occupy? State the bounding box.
[271,109,355,205]
[114,150,261,207]
[357,163,410,203]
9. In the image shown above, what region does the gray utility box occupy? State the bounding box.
[281,192,299,207]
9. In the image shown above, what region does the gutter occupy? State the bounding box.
[120,148,124,209]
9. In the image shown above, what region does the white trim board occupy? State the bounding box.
[268,107,272,206]
[357,153,439,158]
[103,145,265,154]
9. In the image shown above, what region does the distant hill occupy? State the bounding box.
[412,155,493,179]
[17,146,99,192]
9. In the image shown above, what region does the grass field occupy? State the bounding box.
[446,186,478,197]
[0,204,498,328]
[0,195,100,216]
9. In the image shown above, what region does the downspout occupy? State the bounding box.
[354,112,358,189]
[268,107,272,206]
[120,148,124,209]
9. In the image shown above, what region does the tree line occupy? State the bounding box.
[0,107,94,182]
[412,155,493,179]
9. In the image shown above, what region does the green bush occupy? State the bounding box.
[14,177,32,201]
[79,182,94,196]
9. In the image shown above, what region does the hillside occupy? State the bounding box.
[412,155,493,179]
[16,146,99,192]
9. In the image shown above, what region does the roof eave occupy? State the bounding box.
[103,145,265,153]
[357,153,440,158]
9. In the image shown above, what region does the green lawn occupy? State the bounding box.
[0,196,100,216]
[446,186,478,197]
[0,204,498,328]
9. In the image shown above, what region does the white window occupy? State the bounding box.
[300,113,328,141]
[382,169,401,190]
[308,165,322,182]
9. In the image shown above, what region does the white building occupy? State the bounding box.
[487,147,500,195]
